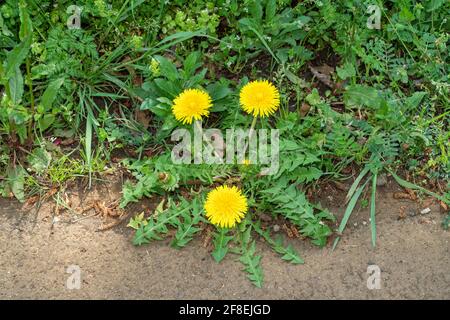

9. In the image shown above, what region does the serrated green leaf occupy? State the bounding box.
[239,240,264,288]
[212,228,233,262]
[427,0,446,11]
[336,62,356,80]
[171,198,203,248]
[405,92,427,110]
[253,222,304,265]
[127,212,148,230]
[344,85,383,110]
[280,244,304,264]
[294,167,322,183]
[133,202,188,245]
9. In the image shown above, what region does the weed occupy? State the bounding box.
[0,0,448,287]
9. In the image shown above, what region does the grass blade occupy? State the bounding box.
[389,170,449,204]
[345,166,370,203]
[370,173,377,247]
[85,115,92,189]
[333,177,370,250]
[244,24,280,64]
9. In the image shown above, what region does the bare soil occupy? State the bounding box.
[0,177,449,299]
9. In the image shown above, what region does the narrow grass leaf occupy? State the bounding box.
[389,170,449,204]
[85,115,92,189]
[370,173,377,247]
[346,166,370,203]
[333,178,370,250]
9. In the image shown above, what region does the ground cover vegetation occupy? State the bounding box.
[0,0,449,287]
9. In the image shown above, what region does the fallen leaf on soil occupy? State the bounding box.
[95,200,122,218]
[439,201,448,212]
[76,199,128,231]
[421,197,434,208]
[282,223,301,239]
[309,64,334,87]
[393,192,410,200]
[393,189,417,201]
[341,166,353,174]
[22,195,40,209]
[259,213,272,222]
[135,110,151,129]
[398,206,407,220]
[202,225,213,249]
[282,224,294,238]
[60,138,77,146]
[132,75,143,87]
[97,216,128,231]
[418,217,433,225]
[45,187,58,199]
[406,189,417,200]
[333,181,347,191]
[306,188,314,201]
[299,103,310,116]
[290,225,300,238]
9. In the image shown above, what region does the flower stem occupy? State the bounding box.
[194,120,221,161]
[241,116,258,162]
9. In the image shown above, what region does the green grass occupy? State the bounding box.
[0,0,448,287]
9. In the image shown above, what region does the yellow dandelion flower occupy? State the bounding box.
[242,159,251,165]
[172,88,212,124]
[239,80,280,117]
[204,185,248,228]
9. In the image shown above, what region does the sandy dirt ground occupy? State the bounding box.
[0,177,449,299]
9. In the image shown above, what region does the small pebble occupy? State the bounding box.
[420,207,431,215]
[408,209,417,217]
[362,221,367,226]
[273,225,280,232]
[376,173,388,187]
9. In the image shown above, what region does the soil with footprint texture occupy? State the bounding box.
[0,175,449,299]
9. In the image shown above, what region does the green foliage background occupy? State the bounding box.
[0,0,449,287]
